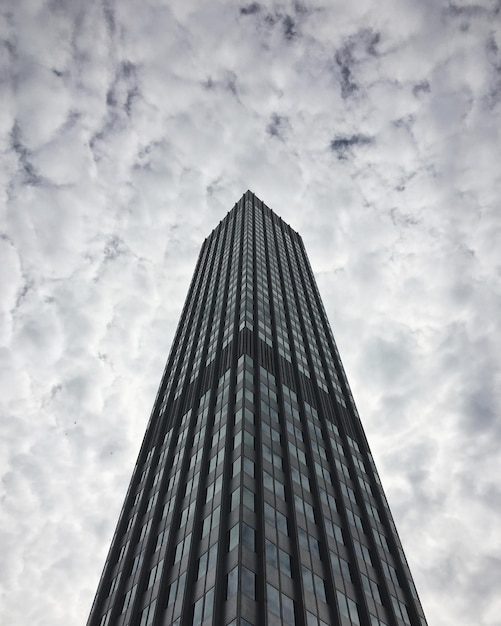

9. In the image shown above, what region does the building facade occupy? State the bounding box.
[87,191,427,626]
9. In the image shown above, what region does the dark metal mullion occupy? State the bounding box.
[258,198,299,624]
[276,220,340,626]
[138,234,219,624]
[138,227,222,626]
[263,207,309,626]
[246,193,267,626]
[176,202,241,625]
[210,195,247,625]
[147,212,233,626]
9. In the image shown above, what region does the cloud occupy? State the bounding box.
[412,80,431,97]
[330,134,373,159]
[240,2,261,16]
[9,122,44,188]
[1,1,500,625]
[333,28,382,99]
[266,112,292,140]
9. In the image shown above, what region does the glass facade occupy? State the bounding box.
[87,191,427,626]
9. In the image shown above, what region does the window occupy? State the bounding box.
[210,448,225,474]
[267,583,295,624]
[117,541,129,562]
[361,573,381,604]
[146,492,158,512]
[319,488,337,512]
[174,533,192,564]
[198,544,217,579]
[298,528,320,560]
[229,523,239,551]
[294,494,315,522]
[202,506,220,538]
[193,587,214,623]
[391,596,411,625]
[268,583,280,616]
[125,513,137,532]
[373,529,390,552]
[121,584,137,614]
[180,500,195,527]
[242,566,255,599]
[148,559,163,589]
[155,529,167,552]
[264,502,288,536]
[226,565,255,601]
[307,611,329,626]
[139,519,152,542]
[108,574,120,596]
[382,560,399,587]
[331,552,351,583]
[206,475,223,502]
[265,539,291,577]
[99,611,110,626]
[131,551,144,575]
[242,523,255,551]
[231,487,240,511]
[347,509,364,533]
[302,566,326,603]
[227,566,238,599]
[243,487,255,511]
[341,482,357,504]
[336,590,360,625]
[354,539,372,566]
[139,599,156,626]
[244,457,255,477]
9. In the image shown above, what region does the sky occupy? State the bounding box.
[1,0,500,624]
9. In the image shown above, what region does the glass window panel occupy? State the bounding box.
[229,524,239,551]
[204,587,215,619]
[279,549,291,576]
[282,594,295,625]
[242,523,255,551]
[193,596,203,624]
[266,539,277,567]
[267,583,280,617]
[347,598,361,625]
[197,553,208,580]
[243,487,255,511]
[242,566,255,600]
[208,544,217,570]
[227,567,238,598]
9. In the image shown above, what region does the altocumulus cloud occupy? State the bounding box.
[1,0,500,625]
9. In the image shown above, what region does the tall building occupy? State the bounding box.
[87,191,427,626]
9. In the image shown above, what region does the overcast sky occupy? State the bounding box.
[1,0,500,624]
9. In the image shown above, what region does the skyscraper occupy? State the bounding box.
[87,191,427,626]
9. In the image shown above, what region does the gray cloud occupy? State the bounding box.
[330,134,373,159]
[282,15,297,41]
[412,80,431,97]
[240,2,261,16]
[335,45,358,99]
[334,29,381,99]
[266,112,292,140]
[9,122,44,187]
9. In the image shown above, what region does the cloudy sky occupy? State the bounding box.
[1,0,500,624]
